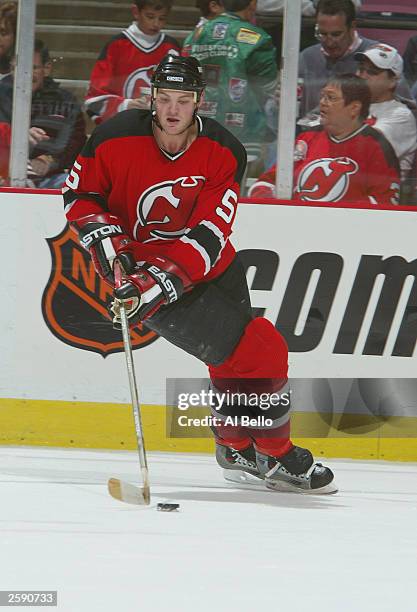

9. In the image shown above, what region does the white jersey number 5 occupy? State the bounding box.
[65,160,82,190]
[216,189,238,224]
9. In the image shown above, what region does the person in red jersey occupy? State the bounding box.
[0,121,11,180]
[250,73,400,205]
[84,0,180,125]
[64,54,337,494]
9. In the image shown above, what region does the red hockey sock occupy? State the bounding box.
[209,317,293,454]
[212,421,252,450]
[250,419,294,457]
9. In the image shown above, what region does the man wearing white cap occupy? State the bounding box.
[298,0,412,118]
[356,43,417,182]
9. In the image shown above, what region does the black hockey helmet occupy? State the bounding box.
[151,54,206,101]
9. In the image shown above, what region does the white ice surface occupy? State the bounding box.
[1,447,416,612]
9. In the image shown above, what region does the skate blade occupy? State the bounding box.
[223,469,264,486]
[266,479,338,495]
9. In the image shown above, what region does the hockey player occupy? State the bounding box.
[84,0,180,125]
[250,73,400,204]
[63,54,337,494]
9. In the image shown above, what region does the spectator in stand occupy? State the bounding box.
[0,119,13,182]
[85,0,180,124]
[255,0,362,67]
[256,0,361,18]
[249,74,400,205]
[0,39,86,188]
[403,34,417,104]
[403,34,417,88]
[0,1,16,80]
[183,0,278,166]
[0,122,50,185]
[298,0,412,119]
[355,44,417,182]
[182,0,224,51]
[197,0,224,28]
[411,81,417,104]
[0,121,10,179]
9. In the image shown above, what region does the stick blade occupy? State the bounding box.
[108,477,150,505]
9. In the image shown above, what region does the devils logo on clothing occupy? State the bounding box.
[42,225,158,357]
[123,65,154,99]
[296,157,359,202]
[134,176,206,242]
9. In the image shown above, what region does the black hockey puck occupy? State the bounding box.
[157,503,180,512]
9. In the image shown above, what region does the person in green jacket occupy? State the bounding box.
[183,0,278,166]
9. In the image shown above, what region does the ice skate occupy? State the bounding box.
[216,443,264,485]
[256,446,338,494]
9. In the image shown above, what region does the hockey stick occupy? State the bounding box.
[107,259,150,506]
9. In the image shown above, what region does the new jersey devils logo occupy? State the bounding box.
[296,157,359,202]
[42,225,158,357]
[124,65,154,99]
[134,176,206,242]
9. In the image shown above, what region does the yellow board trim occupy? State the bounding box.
[1,398,417,461]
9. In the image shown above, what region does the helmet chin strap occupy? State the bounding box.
[151,109,163,131]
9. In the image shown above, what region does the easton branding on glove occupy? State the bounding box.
[147,265,179,303]
[72,213,132,286]
[110,256,193,326]
[79,222,124,249]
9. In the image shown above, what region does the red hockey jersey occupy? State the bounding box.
[63,110,247,283]
[0,121,11,181]
[85,23,180,124]
[250,124,400,205]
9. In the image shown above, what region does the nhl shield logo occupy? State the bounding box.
[41,225,158,357]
